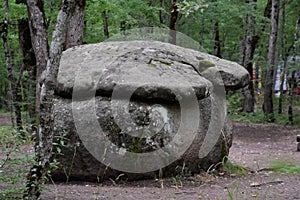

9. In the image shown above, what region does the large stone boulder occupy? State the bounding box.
[52,41,249,181]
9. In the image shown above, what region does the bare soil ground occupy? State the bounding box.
[0,115,11,126]
[1,117,300,199]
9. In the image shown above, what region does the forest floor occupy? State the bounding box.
[0,116,300,199]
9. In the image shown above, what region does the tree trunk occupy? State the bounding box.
[278,60,287,114]
[66,0,86,48]
[159,0,164,24]
[263,0,280,122]
[292,14,300,61]
[169,0,178,44]
[239,0,260,113]
[25,0,49,120]
[24,0,76,199]
[2,0,28,131]
[212,20,222,58]
[288,71,296,124]
[278,0,286,114]
[102,10,109,39]
[1,10,15,127]
[239,37,246,66]
[287,13,300,124]
[120,21,126,35]
[13,64,25,131]
[199,17,205,47]
[18,18,37,125]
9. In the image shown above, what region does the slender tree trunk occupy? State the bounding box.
[239,0,260,113]
[13,63,25,131]
[288,71,296,124]
[239,36,246,66]
[263,0,280,122]
[199,17,205,47]
[212,20,222,58]
[25,0,49,120]
[159,0,164,24]
[278,0,286,114]
[169,0,178,44]
[24,1,76,198]
[287,13,300,124]
[264,0,272,19]
[292,14,300,60]
[120,21,126,35]
[17,18,37,125]
[1,15,15,127]
[278,60,287,114]
[66,0,86,48]
[2,0,16,127]
[2,0,27,131]
[102,10,109,39]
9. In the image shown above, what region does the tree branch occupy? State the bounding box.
[24,0,76,199]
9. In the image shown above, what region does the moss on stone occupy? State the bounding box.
[199,60,215,69]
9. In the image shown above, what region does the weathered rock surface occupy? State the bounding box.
[52,41,249,181]
[56,41,249,98]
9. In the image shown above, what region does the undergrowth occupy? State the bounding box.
[0,126,34,199]
[222,158,248,176]
[227,92,300,126]
[206,156,249,177]
[0,109,9,115]
[270,162,300,174]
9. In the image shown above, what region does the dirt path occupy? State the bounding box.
[39,122,300,200]
[231,122,300,170]
[1,120,300,199]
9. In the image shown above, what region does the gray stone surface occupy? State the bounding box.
[52,97,232,181]
[56,41,249,99]
[56,41,212,101]
[52,41,248,181]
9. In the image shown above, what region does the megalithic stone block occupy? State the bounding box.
[52,41,250,181]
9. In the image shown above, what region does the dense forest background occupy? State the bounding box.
[0,0,299,199]
[0,0,300,123]
[0,0,299,127]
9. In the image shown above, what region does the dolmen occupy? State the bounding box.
[52,41,249,181]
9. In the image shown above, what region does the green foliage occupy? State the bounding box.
[227,92,243,110]
[129,137,143,153]
[0,0,27,21]
[177,0,208,17]
[0,58,8,94]
[0,108,8,114]
[85,0,163,43]
[0,187,24,199]
[44,0,61,38]
[178,0,252,58]
[50,130,70,173]
[221,156,248,176]
[229,109,300,125]
[223,161,248,176]
[0,1,31,112]
[52,130,69,159]
[1,0,299,119]
[0,126,31,145]
[226,187,234,200]
[206,156,248,177]
[0,126,34,199]
[170,163,193,188]
[227,92,300,126]
[270,162,300,174]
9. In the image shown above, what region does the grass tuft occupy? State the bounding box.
[221,157,248,176]
[270,162,300,174]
